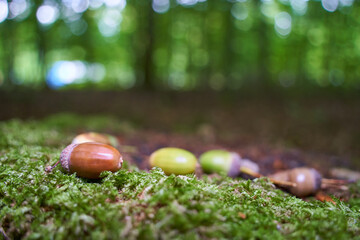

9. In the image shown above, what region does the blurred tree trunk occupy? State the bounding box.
[36,25,47,86]
[255,0,269,86]
[222,4,235,89]
[143,5,155,90]
[33,0,47,88]
[132,1,155,90]
[1,21,15,88]
[204,1,215,89]
[199,8,208,89]
[83,12,95,62]
[296,32,308,86]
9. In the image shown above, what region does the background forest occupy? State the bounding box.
[0,0,359,91]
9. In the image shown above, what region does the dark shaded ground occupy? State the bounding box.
[1,90,360,177]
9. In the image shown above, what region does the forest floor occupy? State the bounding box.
[0,90,360,238]
[1,90,359,173]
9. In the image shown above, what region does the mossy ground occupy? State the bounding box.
[0,114,360,239]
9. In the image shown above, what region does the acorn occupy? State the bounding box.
[269,168,321,197]
[47,142,123,179]
[199,150,259,178]
[72,132,119,148]
[199,150,296,188]
[149,147,197,175]
[268,167,349,197]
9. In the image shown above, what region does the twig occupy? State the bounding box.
[45,160,60,172]
[322,178,353,185]
[0,226,9,240]
[321,183,349,191]
[240,167,297,187]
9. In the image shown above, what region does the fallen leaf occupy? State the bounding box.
[238,212,246,219]
[316,192,336,205]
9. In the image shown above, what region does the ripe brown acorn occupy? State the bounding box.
[269,168,322,197]
[57,142,123,179]
[71,132,120,148]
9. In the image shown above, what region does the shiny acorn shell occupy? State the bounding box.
[60,142,123,179]
[199,150,242,177]
[199,150,260,178]
[149,147,197,175]
[72,132,119,148]
[288,168,322,197]
[269,167,322,197]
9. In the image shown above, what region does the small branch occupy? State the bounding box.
[0,226,9,240]
[322,178,353,185]
[240,167,297,187]
[321,183,349,191]
[45,160,60,172]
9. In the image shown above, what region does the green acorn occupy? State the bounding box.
[199,150,259,178]
[149,147,197,175]
[199,150,301,190]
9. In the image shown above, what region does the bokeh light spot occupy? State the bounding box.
[89,0,103,9]
[261,1,279,18]
[274,12,292,37]
[104,0,126,9]
[231,3,248,21]
[36,4,59,25]
[87,63,106,82]
[340,0,354,7]
[98,9,122,37]
[9,0,28,20]
[290,0,307,15]
[47,61,87,89]
[69,19,88,36]
[169,72,186,90]
[321,0,339,12]
[177,0,197,7]
[152,0,170,14]
[62,6,82,23]
[0,0,9,23]
[72,0,89,13]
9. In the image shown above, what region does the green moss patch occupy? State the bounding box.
[0,114,359,239]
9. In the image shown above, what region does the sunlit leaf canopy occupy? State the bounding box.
[0,0,358,90]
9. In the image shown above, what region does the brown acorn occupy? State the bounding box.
[199,150,296,188]
[48,142,123,179]
[269,168,322,197]
[71,132,119,148]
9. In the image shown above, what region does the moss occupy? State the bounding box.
[0,114,359,239]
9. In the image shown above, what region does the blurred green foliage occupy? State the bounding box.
[0,0,359,90]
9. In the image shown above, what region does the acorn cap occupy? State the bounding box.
[238,158,260,174]
[59,143,78,173]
